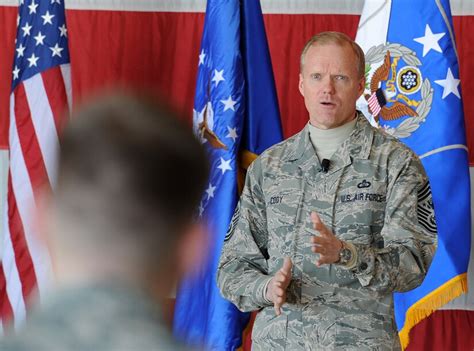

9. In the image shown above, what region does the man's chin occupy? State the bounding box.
[310,114,339,129]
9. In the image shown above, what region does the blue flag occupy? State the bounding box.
[173,0,282,349]
[356,0,470,348]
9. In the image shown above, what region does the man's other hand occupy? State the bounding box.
[265,257,292,315]
[310,212,343,266]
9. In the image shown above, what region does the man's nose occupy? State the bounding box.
[322,77,335,94]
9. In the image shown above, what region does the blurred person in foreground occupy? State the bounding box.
[1,94,209,351]
[217,32,437,350]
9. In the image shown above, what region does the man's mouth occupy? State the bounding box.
[320,101,335,106]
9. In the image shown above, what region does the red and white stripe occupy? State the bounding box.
[367,92,382,117]
[1,65,70,331]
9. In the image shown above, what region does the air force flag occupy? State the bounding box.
[356,0,470,349]
[173,0,283,349]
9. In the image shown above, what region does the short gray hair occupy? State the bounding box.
[300,31,365,79]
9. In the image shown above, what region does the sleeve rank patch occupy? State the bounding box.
[417,182,437,234]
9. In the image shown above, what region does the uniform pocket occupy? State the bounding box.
[337,224,374,245]
[266,190,303,260]
[335,178,387,228]
[335,313,395,350]
[266,190,302,229]
[252,309,288,348]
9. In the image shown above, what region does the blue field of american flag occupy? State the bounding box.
[1,0,71,330]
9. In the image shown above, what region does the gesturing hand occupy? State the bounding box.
[265,257,292,315]
[310,212,343,266]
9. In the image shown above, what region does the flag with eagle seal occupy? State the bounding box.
[356,0,471,349]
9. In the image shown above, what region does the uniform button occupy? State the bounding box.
[359,262,368,271]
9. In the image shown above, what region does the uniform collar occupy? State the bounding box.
[286,112,374,174]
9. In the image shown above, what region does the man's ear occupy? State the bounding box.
[176,221,208,278]
[298,73,305,97]
[357,76,366,98]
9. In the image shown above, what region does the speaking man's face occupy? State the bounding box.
[299,43,365,129]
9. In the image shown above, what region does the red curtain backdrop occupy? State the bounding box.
[66,12,474,161]
[1,9,474,160]
[65,10,205,124]
[0,5,472,350]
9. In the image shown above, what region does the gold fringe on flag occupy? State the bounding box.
[399,273,468,350]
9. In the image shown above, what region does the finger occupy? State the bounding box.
[275,295,286,305]
[274,304,281,316]
[310,211,323,227]
[274,292,286,314]
[276,268,290,280]
[311,246,325,254]
[310,235,328,245]
[310,212,329,235]
[274,298,283,315]
[310,211,319,223]
[274,273,285,284]
[274,287,285,298]
[281,257,293,274]
[316,258,326,267]
[275,272,290,284]
[273,283,283,294]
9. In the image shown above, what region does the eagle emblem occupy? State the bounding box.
[193,79,227,150]
[361,43,434,138]
[196,102,227,149]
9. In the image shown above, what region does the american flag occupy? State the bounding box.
[1,0,70,331]
[367,90,383,118]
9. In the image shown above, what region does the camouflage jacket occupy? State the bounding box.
[0,283,191,351]
[217,114,437,350]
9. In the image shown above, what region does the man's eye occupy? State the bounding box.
[335,75,347,81]
[311,73,321,80]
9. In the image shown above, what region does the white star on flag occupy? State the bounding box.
[211,69,225,87]
[12,66,20,80]
[435,67,461,99]
[414,24,445,57]
[205,183,216,199]
[28,0,38,14]
[217,157,232,174]
[34,31,46,46]
[27,53,39,67]
[221,96,237,111]
[50,43,64,57]
[41,11,55,25]
[226,126,238,142]
[199,50,206,66]
[51,0,61,3]
[16,44,26,57]
[21,22,32,36]
[59,24,67,37]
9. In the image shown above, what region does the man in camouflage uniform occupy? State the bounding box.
[0,95,209,351]
[217,32,437,350]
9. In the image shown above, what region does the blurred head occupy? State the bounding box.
[298,31,366,129]
[49,94,209,295]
